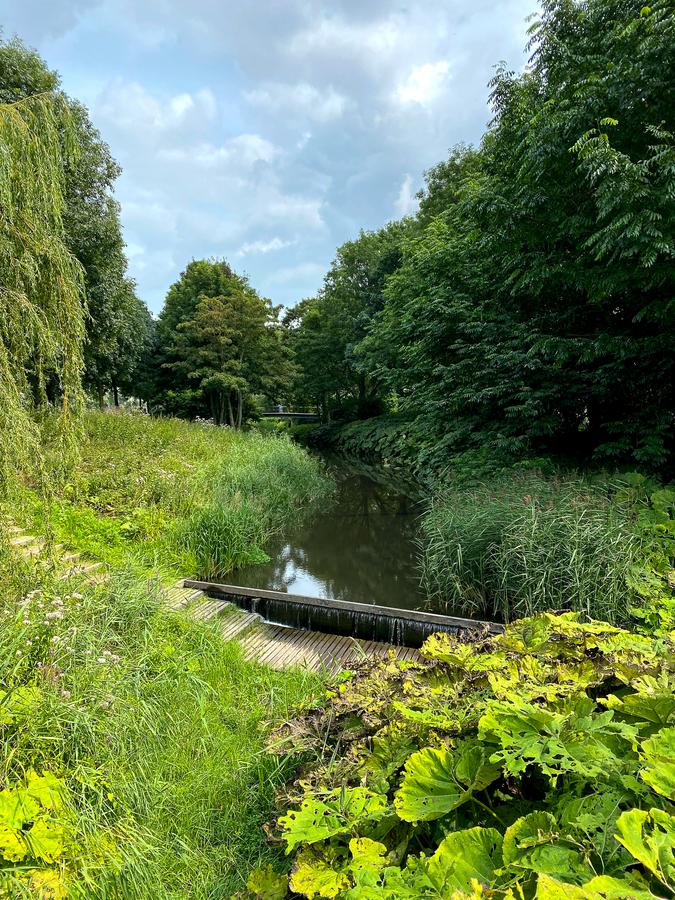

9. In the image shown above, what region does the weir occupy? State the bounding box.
[183,580,503,648]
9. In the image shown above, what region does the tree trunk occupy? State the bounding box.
[227,393,235,427]
[358,373,367,417]
[112,384,119,407]
[236,389,243,429]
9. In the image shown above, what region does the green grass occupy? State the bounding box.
[420,472,648,624]
[0,410,333,896]
[0,549,321,897]
[13,411,333,580]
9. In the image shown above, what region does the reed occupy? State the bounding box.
[420,473,645,623]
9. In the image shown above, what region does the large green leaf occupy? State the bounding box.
[604,692,675,728]
[424,827,503,895]
[614,808,675,890]
[290,846,349,899]
[502,811,591,881]
[535,873,663,898]
[478,697,637,781]
[394,742,500,823]
[279,788,388,853]
[641,727,675,800]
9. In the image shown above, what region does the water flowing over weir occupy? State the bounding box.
[192,457,503,650]
[183,582,503,647]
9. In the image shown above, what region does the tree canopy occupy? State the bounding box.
[151,259,295,425]
[291,0,675,476]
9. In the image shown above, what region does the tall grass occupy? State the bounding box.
[13,411,333,580]
[421,473,646,623]
[178,433,333,578]
[0,551,320,896]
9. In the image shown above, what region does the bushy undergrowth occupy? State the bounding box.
[0,551,319,897]
[13,411,332,579]
[301,417,418,473]
[420,473,674,626]
[248,613,675,899]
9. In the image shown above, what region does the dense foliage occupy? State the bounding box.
[291,0,675,477]
[147,259,295,424]
[248,613,675,898]
[0,38,153,410]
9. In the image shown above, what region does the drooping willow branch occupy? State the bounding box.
[0,91,86,494]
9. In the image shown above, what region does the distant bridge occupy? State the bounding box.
[260,410,320,422]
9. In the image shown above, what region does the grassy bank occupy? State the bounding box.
[0,551,320,896]
[0,411,333,896]
[13,411,333,580]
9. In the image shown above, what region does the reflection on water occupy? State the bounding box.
[231,458,426,610]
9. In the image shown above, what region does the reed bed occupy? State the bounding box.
[420,473,645,623]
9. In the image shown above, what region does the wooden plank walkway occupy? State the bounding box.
[164,579,422,672]
[6,526,422,673]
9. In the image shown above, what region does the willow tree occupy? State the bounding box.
[0,92,85,495]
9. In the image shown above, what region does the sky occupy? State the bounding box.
[0,0,536,314]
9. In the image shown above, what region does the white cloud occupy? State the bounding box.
[288,16,401,62]
[262,192,326,231]
[246,82,348,123]
[95,81,217,134]
[267,262,326,285]
[160,134,279,169]
[395,61,450,106]
[394,174,417,218]
[236,237,295,256]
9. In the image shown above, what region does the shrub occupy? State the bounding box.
[248,612,675,899]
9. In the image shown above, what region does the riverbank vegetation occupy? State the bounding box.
[0,551,319,896]
[13,411,331,580]
[1,0,675,896]
[236,0,675,895]
[258,612,675,898]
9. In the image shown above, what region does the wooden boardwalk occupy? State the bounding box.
[7,528,422,673]
[164,579,422,672]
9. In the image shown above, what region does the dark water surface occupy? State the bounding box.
[231,457,426,610]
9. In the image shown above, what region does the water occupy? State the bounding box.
[231,457,426,611]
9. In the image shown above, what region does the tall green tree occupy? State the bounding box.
[150,260,250,417]
[0,89,85,490]
[153,259,293,423]
[0,37,152,406]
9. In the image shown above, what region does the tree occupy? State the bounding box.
[0,89,85,490]
[359,0,675,474]
[170,289,295,427]
[150,259,294,423]
[151,259,253,418]
[0,37,152,407]
[288,222,409,420]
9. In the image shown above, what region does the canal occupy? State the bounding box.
[231,456,427,611]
